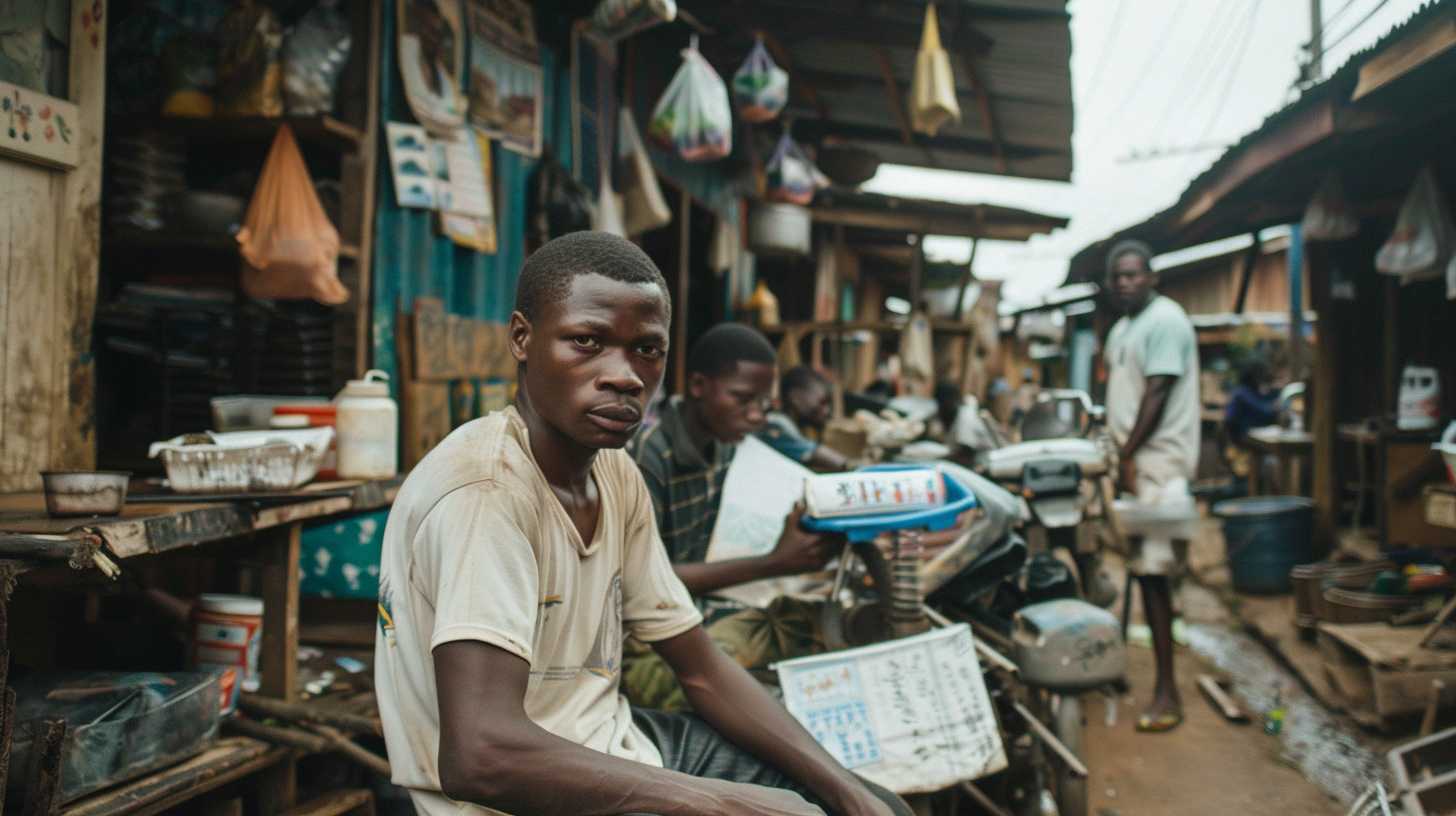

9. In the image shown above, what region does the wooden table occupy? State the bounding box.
[1245,427,1314,496]
[0,478,399,814]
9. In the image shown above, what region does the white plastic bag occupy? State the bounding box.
[910,4,960,136]
[1376,167,1456,284]
[732,37,788,123]
[764,132,821,205]
[590,0,675,40]
[1301,173,1359,242]
[648,38,732,162]
[618,110,671,235]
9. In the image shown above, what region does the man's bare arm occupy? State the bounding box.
[434,640,824,816]
[1121,375,1176,460]
[673,504,835,596]
[654,627,896,816]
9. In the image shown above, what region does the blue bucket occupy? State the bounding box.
[1214,496,1316,594]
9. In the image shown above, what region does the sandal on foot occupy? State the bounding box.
[1135,711,1183,733]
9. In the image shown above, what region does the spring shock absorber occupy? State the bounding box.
[888,529,929,637]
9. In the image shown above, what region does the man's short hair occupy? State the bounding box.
[1105,239,1155,276]
[781,365,827,398]
[687,323,776,378]
[514,231,670,320]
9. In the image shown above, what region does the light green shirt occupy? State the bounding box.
[1104,295,1201,484]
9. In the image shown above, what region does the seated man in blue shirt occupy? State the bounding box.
[1223,358,1280,493]
[759,366,851,471]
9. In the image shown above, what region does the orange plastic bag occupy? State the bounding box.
[236,125,347,304]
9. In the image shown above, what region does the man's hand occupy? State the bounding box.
[768,502,838,576]
[1119,455,1138,497]
[702,779,827,816]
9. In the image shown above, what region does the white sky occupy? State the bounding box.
[863,0,1429,307]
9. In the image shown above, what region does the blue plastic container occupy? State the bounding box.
[801,465,978,542]
[1214,496,1315,594]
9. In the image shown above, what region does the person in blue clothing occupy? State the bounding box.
[758,366,851,472]
[1223,357,1280,492]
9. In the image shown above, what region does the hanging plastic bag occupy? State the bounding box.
[1376,167,1456,285]
[237,125,347,305]
[590,0,676,40]
[619,110,672,235]
[215,0,286,117]
[765,132,821,206]
[1302,173,1359,242]
[910,4,960,136]
[282,0,353,116]
[648,38,733,162]
[733,38,788,123]
[528,148,595,248]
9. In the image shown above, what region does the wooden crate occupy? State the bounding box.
[1318,622,1456,731]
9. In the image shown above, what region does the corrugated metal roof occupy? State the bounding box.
[686,0,1074,181]
[1066,0,1456,283]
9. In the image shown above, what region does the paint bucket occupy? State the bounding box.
[191,594,263,714]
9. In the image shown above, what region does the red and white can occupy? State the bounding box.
[191,594,263,714]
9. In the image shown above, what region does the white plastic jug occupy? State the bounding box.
[1398,365,1441,431]
[335,370,398,479]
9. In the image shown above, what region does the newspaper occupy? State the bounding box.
[775,624,1007,794]
[705,435,817,607]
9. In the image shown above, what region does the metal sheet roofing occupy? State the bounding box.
[685,0,1074,181]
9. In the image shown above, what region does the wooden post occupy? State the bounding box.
[673,189,691,395]
[260,525,302,702]
[910,235,925,310]
[1308,243,1340,551]
[1383,277,1399,416]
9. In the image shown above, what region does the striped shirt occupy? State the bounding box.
[626,396,734,567]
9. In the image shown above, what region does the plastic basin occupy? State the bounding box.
[1214,496,1315,594]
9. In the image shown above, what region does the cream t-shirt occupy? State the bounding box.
[1104,294,1202,486]
[374,408,703,816]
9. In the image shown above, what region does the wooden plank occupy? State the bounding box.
[283,790,374,816]
[401,382,450,469]
[411,297,450,381]
[811,206,1053,241]
[260,525,302,701]
[0,161,59,492]
[445,314,473,379]
[59,738,282,816]
[48,0,105,477]
[1197,674,1249,723]
[469,320,494,378]
[488,324,514,380]
[1353,17,1456,100]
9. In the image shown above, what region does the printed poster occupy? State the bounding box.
[465,0,542,157]
[439,130,498,252]
[776,624,1007,795]
[385,122,436,209]
[397,0,467,133]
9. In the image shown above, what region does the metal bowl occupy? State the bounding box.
[40,471,132,517]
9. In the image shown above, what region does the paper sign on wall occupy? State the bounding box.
[776,624,1007,795]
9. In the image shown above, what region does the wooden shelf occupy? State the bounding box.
[111,115,365,153]
[60,737,286,816]
[107,229,360,261]
[761,319,974,336]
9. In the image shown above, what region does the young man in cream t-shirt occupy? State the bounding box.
[374,232,908,816]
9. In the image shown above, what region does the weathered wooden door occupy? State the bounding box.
[0,0,105,491]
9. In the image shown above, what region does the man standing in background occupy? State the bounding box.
[1103,239,1201,733]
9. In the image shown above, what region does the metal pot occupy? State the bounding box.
[748,202,811,257]
[40,471,131,517]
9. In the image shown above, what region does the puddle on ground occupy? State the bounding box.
[1185,623,1388,806]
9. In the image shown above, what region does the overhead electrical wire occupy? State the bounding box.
[1080,0,1128,107]
[1189,0,1265,165]
[1320,0,1392,58]
[1150,1,1251,145]
[1322,0,1365,29]
[1085,1,1193,154]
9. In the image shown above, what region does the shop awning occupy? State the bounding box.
[1065,0,1456,284]
[683,0,1075,181]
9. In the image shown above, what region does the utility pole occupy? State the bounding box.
[1306,0,1324,82]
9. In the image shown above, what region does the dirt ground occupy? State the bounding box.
[1080,514,1346,816]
